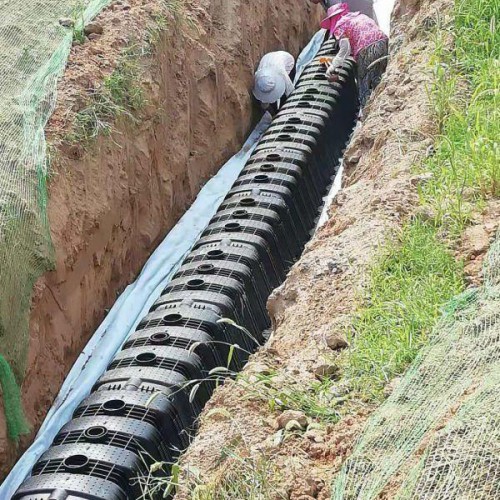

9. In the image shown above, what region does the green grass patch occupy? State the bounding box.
[67,47,145,144]
[339,220,464,402]
[338,0,497,406]
[418,0,499,235]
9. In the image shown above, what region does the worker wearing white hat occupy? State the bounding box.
[252,51,295,113]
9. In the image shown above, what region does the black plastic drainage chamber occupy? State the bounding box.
[13,40,358,500]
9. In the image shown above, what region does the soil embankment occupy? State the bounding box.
[0,0,319,480]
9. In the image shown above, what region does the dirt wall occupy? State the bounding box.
[0,0,320,480]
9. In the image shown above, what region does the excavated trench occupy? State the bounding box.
[0,0,320,484]
[7,32,360,498]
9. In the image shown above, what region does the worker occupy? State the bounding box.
[252,51,296,114]
[321,2,388,107]
[309,0,377,21]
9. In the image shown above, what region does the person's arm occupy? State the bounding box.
[326,37,351,81]
[283,71,295,97]
[282,52,296,96]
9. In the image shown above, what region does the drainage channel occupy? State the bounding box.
[12,37,358,500]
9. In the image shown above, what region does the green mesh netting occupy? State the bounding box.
[0,0,112,440]
[331,232,500,499]
[0,355,29,440]
[0,0,112,383]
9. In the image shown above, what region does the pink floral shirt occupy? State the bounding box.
[331,12,387,60]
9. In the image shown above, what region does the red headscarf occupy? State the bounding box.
[320,3,350,33]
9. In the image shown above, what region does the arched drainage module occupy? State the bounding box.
[14,37,359,499]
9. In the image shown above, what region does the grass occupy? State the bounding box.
[240,371,342,423]
[67,47,145,144]
[138,407,286,499]
[191,452,285,500]
[339,220,464,402]
[70,1,86,44]
[337,0,498,406]
[145,0,198,48]
[418,0,499,235]
[162,451,285,500]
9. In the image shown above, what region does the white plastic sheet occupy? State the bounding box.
[0,29,326,497]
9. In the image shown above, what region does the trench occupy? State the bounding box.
[6,32,361,499]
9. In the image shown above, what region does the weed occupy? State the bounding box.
[141,449,285,499]
[418,0,500,235]
[196,451,286,500]
[103,49,145,110]
[67,48,145,144]
[146,14,169,47]
[241,371,342,423]
[163,0,184,21]
[340,219,464,402]
[138,407,286,499]
[71,2,86,44]
[145,0,198,48]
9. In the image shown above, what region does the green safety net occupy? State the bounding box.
[0,355,29,440]
[331,232,500,499]
[0,0,111,434]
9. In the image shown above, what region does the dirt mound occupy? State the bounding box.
[0,0,319,481]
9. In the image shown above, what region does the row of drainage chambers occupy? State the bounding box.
[14,36,359,500]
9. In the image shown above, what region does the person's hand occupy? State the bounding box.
[326,67,339,83]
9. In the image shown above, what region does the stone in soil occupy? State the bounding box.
[84,22,104,35]
[277,410,308,429]
[324,332,349,350]
[314,363,339,380]
[59,18,74,28]
[463,224,490,257]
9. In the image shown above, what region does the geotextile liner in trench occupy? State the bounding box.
[332,233,500,499]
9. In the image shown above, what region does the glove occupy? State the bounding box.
[326,38,351,82]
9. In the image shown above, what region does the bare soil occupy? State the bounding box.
[459,200,500,286]
[0,0,319,480]
[173,1,500,498]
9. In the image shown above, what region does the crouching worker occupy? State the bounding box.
[253,51,296,114]
[321,3,388,107]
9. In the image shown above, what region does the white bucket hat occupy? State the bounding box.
[252,69,287,104]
